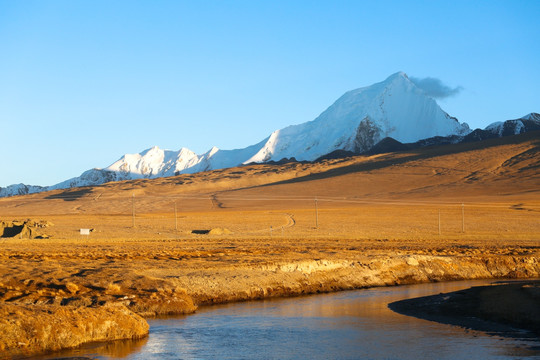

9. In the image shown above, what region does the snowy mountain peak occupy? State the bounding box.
[141,145,163,157]
[385,71,409,82]
[178,147,196,157]
[205,146,220,158]
[255,70,469,158]
[485,112,540,137]
[521,113,540,121]
[1,72,493,198]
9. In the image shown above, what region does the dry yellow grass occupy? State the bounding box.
[1,131,538,242]
[0,132,539,357]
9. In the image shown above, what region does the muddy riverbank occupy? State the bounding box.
[389,280,540,337]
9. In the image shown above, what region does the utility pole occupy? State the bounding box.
[131,193,135,228]
[461,203,465,233]
[438,209,441,236]
[174,201,178,232]
[315,197,319,229]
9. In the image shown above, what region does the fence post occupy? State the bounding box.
[438,209,441,236]
[132,193,135,228]
[174,201,178,232]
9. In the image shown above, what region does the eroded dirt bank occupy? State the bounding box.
[173,252,540,305]
[0,302,148,358]
[1,237,539,358]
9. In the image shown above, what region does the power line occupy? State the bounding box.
[315,197,319,229]
[132,193,135,228]
[0,193,521,209]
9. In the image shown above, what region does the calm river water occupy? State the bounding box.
[38,280,539,359]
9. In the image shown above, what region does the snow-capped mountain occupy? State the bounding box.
[95,71,471,179]
[244,72,470,160]
[457,113,540,143]
[364,112,540,155]
[1,73,536,198]
[485,112,540,137]
[0,184,47,197]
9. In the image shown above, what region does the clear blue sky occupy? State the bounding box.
[1,0,539,187]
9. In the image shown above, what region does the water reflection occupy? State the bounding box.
[35,280,539,359]
[37,335,148,359]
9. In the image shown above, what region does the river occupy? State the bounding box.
[38,280,539,359]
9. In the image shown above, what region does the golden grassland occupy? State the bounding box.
[0,132,539,357]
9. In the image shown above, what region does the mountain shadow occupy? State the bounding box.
[45,187,94,201]
[249,130,540,189]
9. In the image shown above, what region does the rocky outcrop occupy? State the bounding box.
[353,116,382,153]
[0,220,52,239]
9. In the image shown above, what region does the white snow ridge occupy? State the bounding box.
[2,72,475,197]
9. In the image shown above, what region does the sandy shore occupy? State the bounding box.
[389,280,540,338]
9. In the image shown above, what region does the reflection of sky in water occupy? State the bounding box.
[37,280,540,359]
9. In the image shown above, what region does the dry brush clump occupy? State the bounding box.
[0,266,198,357]
[127,286,197,317]
[0,272,198,317]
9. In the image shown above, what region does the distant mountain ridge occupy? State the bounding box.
[1,72,538,198]
[360,112,540,156]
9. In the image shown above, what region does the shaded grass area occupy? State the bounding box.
[45,187,94,201]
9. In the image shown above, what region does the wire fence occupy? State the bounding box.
[3,193,538,242]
